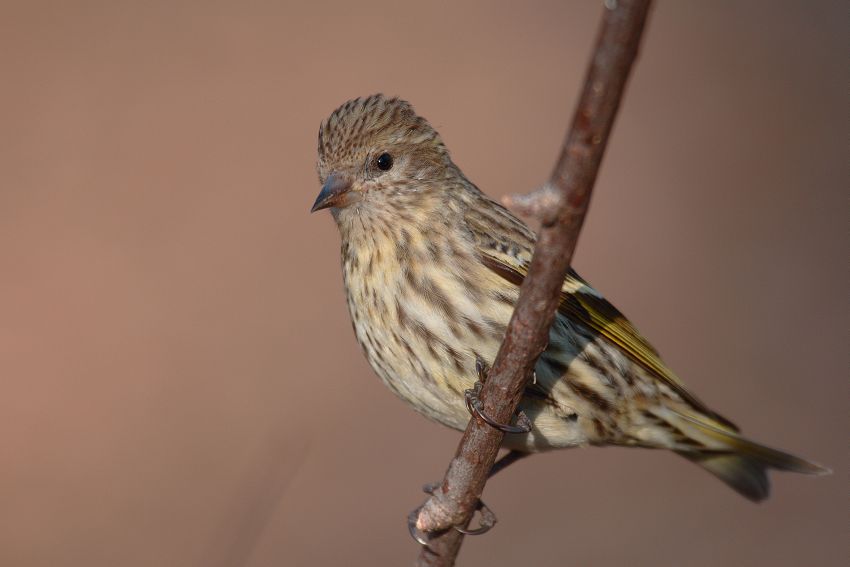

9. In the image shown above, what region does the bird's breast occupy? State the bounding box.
[339,217,515,428]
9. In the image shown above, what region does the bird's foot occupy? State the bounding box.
[407,482,498,549]
[464,377,532,434]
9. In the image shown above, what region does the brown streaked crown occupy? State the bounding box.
[316,94,450,184]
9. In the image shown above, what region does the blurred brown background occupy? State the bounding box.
[1,1,845,566]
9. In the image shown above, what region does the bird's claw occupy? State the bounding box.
[465,381,532,434]
[475,356,489,382]
[407,505,437,550]
[470,356,533,434]
[408,482,498,548]
[453,498,498,535]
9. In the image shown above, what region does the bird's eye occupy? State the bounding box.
[376,153,393,171]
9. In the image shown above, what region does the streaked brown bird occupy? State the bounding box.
[312,94,827,501]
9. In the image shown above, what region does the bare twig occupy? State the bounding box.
[414,1,653,565]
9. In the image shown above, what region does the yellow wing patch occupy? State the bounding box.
[478,249,738,431]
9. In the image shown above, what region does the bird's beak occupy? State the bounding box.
[311,173,353,213]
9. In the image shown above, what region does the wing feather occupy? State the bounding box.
[465,202,738,431]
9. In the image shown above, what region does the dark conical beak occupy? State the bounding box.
[311,174,353,213]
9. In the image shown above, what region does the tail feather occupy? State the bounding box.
[676,452,770,502]
[660,408,830,501]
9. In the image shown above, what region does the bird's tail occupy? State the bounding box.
[658,408,829,502]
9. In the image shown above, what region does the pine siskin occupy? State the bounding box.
[311,94,827,501]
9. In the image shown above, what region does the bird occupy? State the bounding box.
[311,93,827,502]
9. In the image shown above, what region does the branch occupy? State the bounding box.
[414,1,653,565]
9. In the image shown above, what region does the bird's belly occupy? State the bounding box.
[345,282,490,431]
[343,270,591,450]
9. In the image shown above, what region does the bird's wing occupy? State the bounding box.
[464,201,738,431]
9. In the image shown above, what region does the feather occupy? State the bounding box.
[465,201,738,430]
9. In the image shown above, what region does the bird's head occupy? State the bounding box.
[312,95,453,218]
